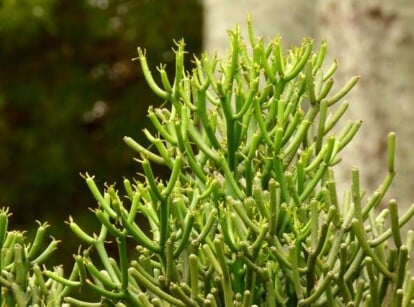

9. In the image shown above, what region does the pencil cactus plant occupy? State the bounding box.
[1,18,414,306]
[0,208,73,306]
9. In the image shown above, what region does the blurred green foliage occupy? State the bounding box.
[0,0,202,263]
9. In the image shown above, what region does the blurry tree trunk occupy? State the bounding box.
[318,1,414,212]
[202,1,414,214]
[202,0,316,53]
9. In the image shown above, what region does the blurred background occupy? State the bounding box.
[1,0,414,270]
[0,0,202,268]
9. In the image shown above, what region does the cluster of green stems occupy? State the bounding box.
[0,18,413,306]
